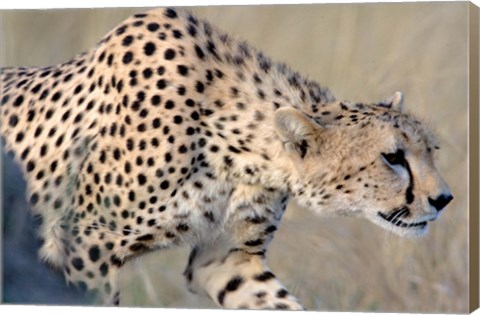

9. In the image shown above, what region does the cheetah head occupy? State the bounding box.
[275,92,453,237]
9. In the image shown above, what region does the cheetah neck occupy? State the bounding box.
[194,50,336,192]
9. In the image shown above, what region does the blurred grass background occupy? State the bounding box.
[0,3,469,312]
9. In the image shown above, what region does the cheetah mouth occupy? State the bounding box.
[377,207,427,229]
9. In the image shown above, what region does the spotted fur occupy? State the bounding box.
[0,7,452,308]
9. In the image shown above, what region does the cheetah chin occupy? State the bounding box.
[374,206,438,237]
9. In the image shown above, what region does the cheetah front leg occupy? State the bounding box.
[184,243,303,310]
[184,189,303,310]
[184,239,303,310]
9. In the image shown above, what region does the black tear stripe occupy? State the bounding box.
[404,159,415,204]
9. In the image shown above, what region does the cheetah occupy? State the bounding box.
[0,7,453,309]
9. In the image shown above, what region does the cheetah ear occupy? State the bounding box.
[274,107,320,159]
[379,91,404,112]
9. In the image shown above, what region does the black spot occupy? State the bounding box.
[228,146,241,154]
[245,239,263,247]
[156,79,167,89]
[173,115,183,124]
[71,257,84,271]
[110,255,123,267]
[115,25,127,35]
[30,83,44,94]
[164,49,176,60]
[185,99,195,107]
[1,94,10,105]
[74,84,83,94]
[164,8,178,18]
[172,30,183,38]
[26,161,35,172]
[143,42,156,56]
[277,289,288,298]
[113,148,121,161]
[138,174,147,185]
[254,271,275,282]
[136,234,154,241]
[246,216,266,224]
[225,276,244,292]
[113,195,121,207]
[195,81,205,93]
[187,24,197,37]
[122,35,134,46]
[223,156,234,167]
[165,100,175,109]
[176,223,189,232]
[177,86,186,96]
[236,102,246,110]
[30,193,39,205]
[20,147,30,160]
[194,45,205,59]
[8,115,18,127]
[137,123,146,132]
[39,89,49,100]
[151,95,161,106]
[275,303,289,310]
[152,118,161,129]
[51,91,62,102]
[204,211,215,222]
[107,54,114,66]
[61,110,71,122]
[178,145,188,154]
[129,243,147,251]
[140,68,153,80]
[122,51,133,64]
[128,190,135,202]
[13,95,24,107]
[160,180,170,190]
[217,290,226,306]
[264,225,277,234]
[45,109,54,120]
[207,41,220,60]
[177,65,189,76]
[147,23,160,32]
[88,246,100,262]
[100,263,109,277]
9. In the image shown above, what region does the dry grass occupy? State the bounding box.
[0,3,469,312]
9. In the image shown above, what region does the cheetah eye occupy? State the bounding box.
[381,149,406,167]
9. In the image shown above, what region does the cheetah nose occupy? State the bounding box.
[428,194,453,211]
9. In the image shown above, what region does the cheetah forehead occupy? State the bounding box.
[377,109,441,152]
[311,100,439,150]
